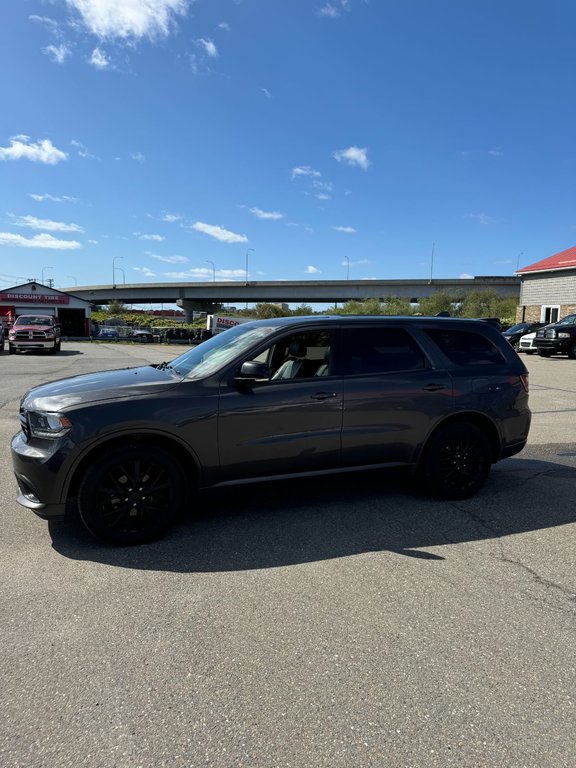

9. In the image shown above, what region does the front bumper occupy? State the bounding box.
[11,431,72,519]
[10,340,56,350]
[534,338,571,353]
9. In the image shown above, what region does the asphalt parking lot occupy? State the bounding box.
[1,343,575,768]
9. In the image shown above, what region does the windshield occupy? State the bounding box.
[166,323,278,379]
[15,316,53,326]
[556,314,576,326]
[505,323,530,334]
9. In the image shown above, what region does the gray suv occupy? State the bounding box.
[11,315,531,544]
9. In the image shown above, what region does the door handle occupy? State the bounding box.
[423,384,444,391]
[311,392,338,400]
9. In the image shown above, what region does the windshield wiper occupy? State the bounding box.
[157,361,180,373]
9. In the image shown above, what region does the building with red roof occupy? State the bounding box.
[516,246,576,324]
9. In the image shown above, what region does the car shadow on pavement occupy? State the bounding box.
[48,451,576,572]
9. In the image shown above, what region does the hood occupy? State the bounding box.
[22,365,180,412]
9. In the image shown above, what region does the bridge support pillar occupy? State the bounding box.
[177,298,222,321]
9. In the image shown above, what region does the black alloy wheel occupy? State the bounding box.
[537,349,552,357]
[77,446,186,544]
[421,423,491,500]
[568,342,576,360]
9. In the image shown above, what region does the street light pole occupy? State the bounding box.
[516,252,524,272]
[344,255,350,281]
[66,275,78,287]
[112,256,124,288]
[245,248,254,286]
[205,260,216,282]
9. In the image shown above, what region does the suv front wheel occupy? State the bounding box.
[77,445,186,544]
[421,423,492,500]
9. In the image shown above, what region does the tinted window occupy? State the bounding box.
[426,329,506,366]
[342,328,426,375]
[261,330,333,380]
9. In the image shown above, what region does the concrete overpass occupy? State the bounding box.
[65,276,520,320]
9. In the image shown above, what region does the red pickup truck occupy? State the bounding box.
[8,315,62,354]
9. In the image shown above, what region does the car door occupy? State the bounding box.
[217,328,343,481]
[339,325,454,466]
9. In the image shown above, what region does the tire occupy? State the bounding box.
[567,342,576,360]
[420,423,492,500]
[55,339,61,352]
[525,350,536,355]
[511,340,520,352]
[77,445,186,545]
[8,344,15,355]
[537,349,552,357]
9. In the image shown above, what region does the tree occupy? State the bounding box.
[417,291,459,317]
[291,304,314,316]
[254,303,288,319]
[108,300,126,315]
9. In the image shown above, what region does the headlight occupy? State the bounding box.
[26,412,72,439]
[558,332,571,338]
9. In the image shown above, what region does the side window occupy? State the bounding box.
[342,328,426,375]
[259,330,333,381]
[426,329,506,366]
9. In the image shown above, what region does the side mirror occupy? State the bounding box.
[235,360,271,384]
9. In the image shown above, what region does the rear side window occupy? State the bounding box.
[426,329,506,366]
[342,327,426,375]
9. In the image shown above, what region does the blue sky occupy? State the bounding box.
[1,0,576,297]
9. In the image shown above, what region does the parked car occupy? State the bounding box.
[12,315,531,545]
[97,327,120,341]
[132,329,154,343]
[0,322,5,352]
[8,315,61,354]
[518,331,538,354]
[533,314,576,358]
[502,322,545,351]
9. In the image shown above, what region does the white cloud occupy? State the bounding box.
[71,139,98,160]
[249,207,284,220]
[465,212,494,226]
[130,151,145,163]
[42,44,72,64]
[305,265,321,274]
[160,212,181,222]
[191,221,248,244]
[66,0,188,41]
[132,266,156,276]
[333,225,356,233]
[261,87,272,99]
[459,273,474,279]
[317,0,351,17]
[148,253,188,264]
[0,136,68,164]
[29,15,63,35]
[0,232,81,249]
[218,22,230,31]
[135,233,164,241]
[164,268,245,280]
[316,193,332,201]
[89,47,111,69]
[10,214,83,233]
[333,145,370,170]
[196,38,218,57]
[292,165,321,180]
[29,193,78,203]
[488,147,504,156]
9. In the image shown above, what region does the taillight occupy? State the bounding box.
[519,374,529,393]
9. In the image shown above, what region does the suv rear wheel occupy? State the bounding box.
[421,423,491,500]
[77,445,186,544]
